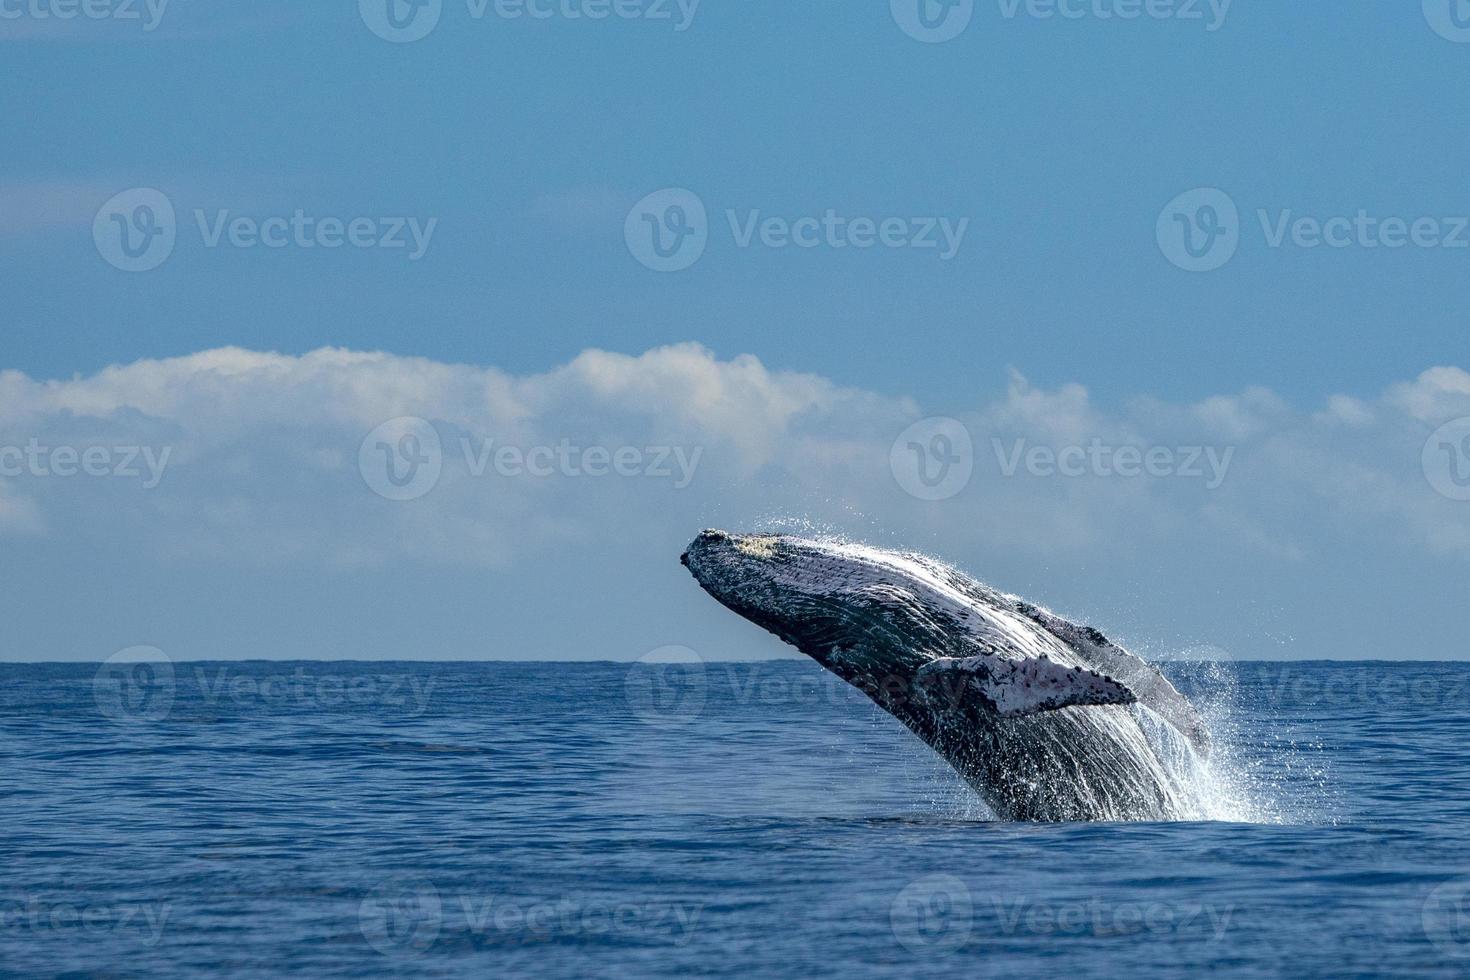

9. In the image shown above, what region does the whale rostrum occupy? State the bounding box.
[681,529,1213,821]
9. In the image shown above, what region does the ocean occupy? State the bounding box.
[2,659,1468,978]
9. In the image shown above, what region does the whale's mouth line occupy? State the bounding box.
[680,528,1216,822]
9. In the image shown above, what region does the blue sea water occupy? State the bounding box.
[2,659,1469,978]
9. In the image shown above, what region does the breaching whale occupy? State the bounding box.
[681,530,1213,822]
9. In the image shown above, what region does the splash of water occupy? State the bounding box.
[1149,658,1331,825]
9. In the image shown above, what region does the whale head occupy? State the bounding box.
[680,529,968,679]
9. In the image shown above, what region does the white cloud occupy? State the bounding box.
[3,343,1468,661]
[0,343,1467,573]
[1386,366,1470,423]
[0,346,1464,567]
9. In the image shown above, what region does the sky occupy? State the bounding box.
[1,0,1467,662]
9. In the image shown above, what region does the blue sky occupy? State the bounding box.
[2,1,1468,662]
[6,1,1468,402]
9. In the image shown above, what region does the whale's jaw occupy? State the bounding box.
[681,529,1212,822]
[682,529,930,677]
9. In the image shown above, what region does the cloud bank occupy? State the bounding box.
[1,344,1467,661]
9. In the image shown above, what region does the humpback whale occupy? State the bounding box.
[681,530,1213,822]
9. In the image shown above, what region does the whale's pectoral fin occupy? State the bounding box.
[1015,604,1212,757]
[915,654,1137,718]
